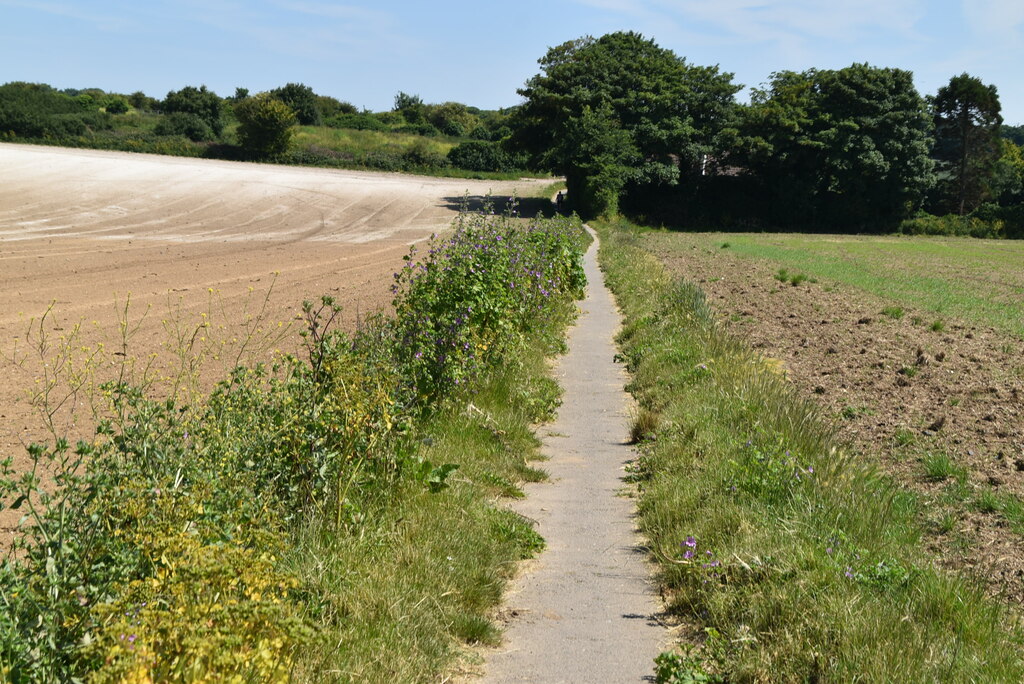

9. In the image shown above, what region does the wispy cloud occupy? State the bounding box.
[962,0,1024,38]
[169,0,407,61]
[572,0,926,45]
[0,0,136,31]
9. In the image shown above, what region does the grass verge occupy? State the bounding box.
[596,218,1024,681]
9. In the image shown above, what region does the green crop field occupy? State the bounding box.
[643,231,1024,338]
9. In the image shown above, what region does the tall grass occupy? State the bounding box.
[597,218,1024,681]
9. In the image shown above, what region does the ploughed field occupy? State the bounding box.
[641,229,1024,603]
[0,143,549,538]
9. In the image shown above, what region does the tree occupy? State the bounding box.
[509,32,739,217]
[128,91,156,111]
[733,64,935,228]
[393,92,425,124]
[102,95,129,114]
[234,93,297,158]
[427,101,478,137]
[160,85,224,136]
[316,95,356,119]
[931,73,1003,214]
[269,83,321,126]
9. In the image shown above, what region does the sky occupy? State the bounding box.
[1,0,1022,123]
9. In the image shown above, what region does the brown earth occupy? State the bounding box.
[643,234,1024,606]
[0,143,551,539]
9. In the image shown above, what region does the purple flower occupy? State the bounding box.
[684,536,697,548]
[684,550,694,560]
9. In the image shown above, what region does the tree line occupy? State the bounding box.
[508,32,1023,236]
[3,35,1021,234]
[0,81,522,171]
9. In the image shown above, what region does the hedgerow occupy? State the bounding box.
[0,207,586,681]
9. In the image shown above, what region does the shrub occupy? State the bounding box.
[235,93,297,158]
[898,213,1004,238]
[154,112,215,141]
[447,141,517,172]
[102,95,129,114]
[0,82,112,138]
[396,123,441,137]
[160,85,224,137]
[269,83,321,126]
[326,113,387,131]
[401,140,449,169]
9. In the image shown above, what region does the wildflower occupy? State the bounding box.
[684,550,694,560]
[845,567,854,579]
[684,536,696,548]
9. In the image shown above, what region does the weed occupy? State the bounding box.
[893,428,916,447]
[720,242,731,249]
[789,273,808,286]
[930,319,946,332]
[630,407,661,443]
[976,489,1000,514]
[922,452,967,483]
[911,315,924,325]
[881,306,905,319]
[774,268,789,283]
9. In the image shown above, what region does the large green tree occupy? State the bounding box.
[509,31,739,217]
[733,64,935,228]
[931,73,1003,214]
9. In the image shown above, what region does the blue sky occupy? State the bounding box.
[2,0,1022,123]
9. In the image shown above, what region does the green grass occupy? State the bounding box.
[295,125,454,154]
[641,232,1024,338]
[596,217,1024,682]
[289,335,562,681]
[921,452,967,483]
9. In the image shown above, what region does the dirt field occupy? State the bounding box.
[0,143,551,534]
[640,230,1024,604]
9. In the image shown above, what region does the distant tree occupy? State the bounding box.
[0,81,112,138]
[427,101,478,137]
[269,83,321,126]
[733,64,935,228]
[393,92,425,124]
[235,93,297,158]
[509,31,739,217]
[161,85,224,136]
[1003,124,1024,146]
[128,91,156,111]
[931,73,1003,214]
[991,139,1024,204]
[315,95,356,119]
[102,95,129,114]
[233,87,250,101]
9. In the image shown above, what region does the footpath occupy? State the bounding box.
[482,226,666,683]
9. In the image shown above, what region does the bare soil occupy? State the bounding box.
[0,143,550,539]
[645,235,1024,606]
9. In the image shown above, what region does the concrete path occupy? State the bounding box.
[482,227,665,683]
